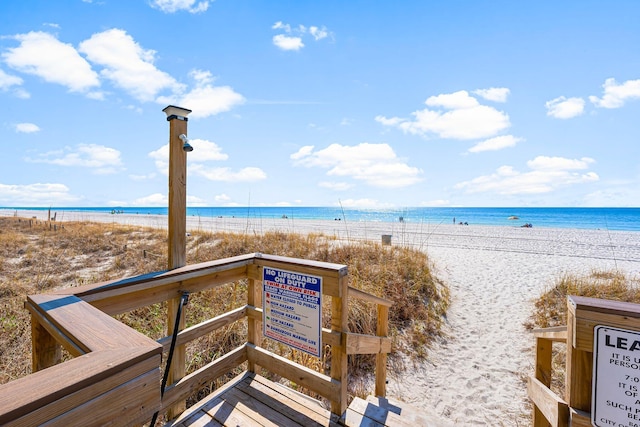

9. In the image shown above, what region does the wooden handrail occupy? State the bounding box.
[530,296,640,427]
[531,325,567,342]
[0,294,161,426]
[0,252,393,426]
[348,286,393,307]
[527,376,569,427]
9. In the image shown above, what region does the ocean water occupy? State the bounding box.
[4,207,640,232]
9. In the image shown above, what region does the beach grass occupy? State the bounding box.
[527,269,640,398]
[0,216,449,404]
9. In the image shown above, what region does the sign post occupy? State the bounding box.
[262,267,322,358]
[592,325,640,426]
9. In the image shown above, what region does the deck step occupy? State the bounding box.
[342,396,454,427]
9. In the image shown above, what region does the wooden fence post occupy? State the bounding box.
[533,336,553,427]
[330,273,349,416]
[565,298,593,415]
[375,304,389,397]
[247,277,262,374]
[163,105,192,420]
[31,316,61,372]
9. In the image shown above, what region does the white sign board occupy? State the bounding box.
[262,267,322,358]
[592,325,640,427]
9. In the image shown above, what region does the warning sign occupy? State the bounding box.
[592,325,640,427]
[262,267,322,358]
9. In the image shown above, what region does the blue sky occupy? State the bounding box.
[1,0,639,208]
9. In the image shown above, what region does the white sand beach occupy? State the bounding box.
[3,209,640,425]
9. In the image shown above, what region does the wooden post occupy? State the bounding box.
[163,105,192,420]
[31,316,61,372]
[533,336,553,427]
[330,274,349,416]
[565,298,592,415]
[163,105,191,270]
[247,277,262,374]
[375,304,389,397]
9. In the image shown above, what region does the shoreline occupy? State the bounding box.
[3,208,640,424]
[2,209,640,265]
[1,207,639,232]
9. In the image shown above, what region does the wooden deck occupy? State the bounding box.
[169,371,453,427]
[1,253,397,426]
[169,372,342,427]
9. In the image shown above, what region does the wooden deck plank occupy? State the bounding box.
[169,372,342,427]
[179,409,223,427]
[221,386,304,427]
[252,375,327,410]
[202,397,263,427]
[167,371,252,426]
[238,380,332,427]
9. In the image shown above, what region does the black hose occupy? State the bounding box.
[150,291,189,427]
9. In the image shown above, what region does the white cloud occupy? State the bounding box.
[426,90,479,109]
[0,69,23,90]
[151,0,209,13]
[473,87,510,103]
[309,26,329,40]
[187,195,207,206]
[163,69,244,118]
[149,139,265,182]
[455,156,599,195]
[149,138,229,173]
[374,116,402,126]
[272,21,291,32]
[187,138,229,161]
[132,193,167,206]
[15,123,40,133]
[190,165,267,182]
[527,156,594,171]
[273,34,304,51]
[113,193,210,208]
[467,135,522,153]
[271,21,332,51]
[291,142,423,188]
[377,90,510,140]
[6,29,242,115]
[26,144,124,174]
[0,183,78,206]
[545,96,585,119]
[79,28,182,102]
[3,31,100,93]
[589,78,640,109]
[214,193,231,202]
[13,88,30,99]
[290,145,314,160]
[319,181,353,191]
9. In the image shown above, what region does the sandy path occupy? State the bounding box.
[387,227,640,425]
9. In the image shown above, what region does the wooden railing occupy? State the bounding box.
[0,253,392,426]
[529,296,640,427]
[529,325,570,427]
